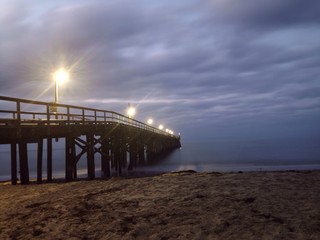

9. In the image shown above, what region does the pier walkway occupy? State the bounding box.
[0,96,181,185]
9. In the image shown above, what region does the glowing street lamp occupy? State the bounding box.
[147,118,153,125]
[127,106,136,118]
[166,129,173,135]
[53,68,69,104]
[158,124,164,130]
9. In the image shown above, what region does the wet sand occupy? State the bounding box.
[0,170,319,239]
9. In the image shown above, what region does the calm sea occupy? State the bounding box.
[1,138,320,181]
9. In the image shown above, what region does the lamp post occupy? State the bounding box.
[126,104,136,125]
[53,68,69,104]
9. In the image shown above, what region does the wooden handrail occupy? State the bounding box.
[0,96,179,139]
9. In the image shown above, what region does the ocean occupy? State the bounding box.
[1,138,320,181]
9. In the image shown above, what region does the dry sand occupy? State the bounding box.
[0,170,319,240]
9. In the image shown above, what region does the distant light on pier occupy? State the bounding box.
[147,118,153,125]
[166,129,173,135]
[159,124,164,130]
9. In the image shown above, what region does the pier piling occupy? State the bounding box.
[37,138,43,183]
[47,138,52,182]
[10,143,17,185]
[19,142,29,184]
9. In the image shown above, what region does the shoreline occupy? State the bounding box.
[1,167,319,184]
[1,170,320,239]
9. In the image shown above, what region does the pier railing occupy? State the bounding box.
[0,96,177,138]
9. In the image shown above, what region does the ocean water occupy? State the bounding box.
[138,139,320,173]
[0,138,320,181]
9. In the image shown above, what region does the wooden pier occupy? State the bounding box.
[0,96,181,185]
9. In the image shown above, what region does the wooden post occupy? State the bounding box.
[119,138,126,175]
[129,141,137,170]
[138,142,145,166]
[72,141,77,179]
[147,142,156,163]
[10,143,17,185]
[110,139,114,169]
[47,138,52,182]
[65,136,75,182]
[37,138,43,183]
[121,139,127,169]
[146,144,152,162]
[101,137,110,177]
[16,101,21,138]
[19,142,29,184]
[113,136,121,176]
[87,134,95,180]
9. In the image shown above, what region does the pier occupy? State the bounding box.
[0,96,181,185]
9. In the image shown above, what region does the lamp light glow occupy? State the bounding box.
[147,118,153,125]
[52,68,70,105]
[159,124,164,130]
[127,106,136,118]
[53,68,69,85]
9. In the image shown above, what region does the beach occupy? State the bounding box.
[0,170,319,239]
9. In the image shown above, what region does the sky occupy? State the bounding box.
[1,0,320,143]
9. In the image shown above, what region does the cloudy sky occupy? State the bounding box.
[1,0,320,142]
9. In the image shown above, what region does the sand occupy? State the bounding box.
[0,170,319,240]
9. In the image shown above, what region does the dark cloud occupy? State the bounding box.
[200,0,320,29]
[0,0,320,141]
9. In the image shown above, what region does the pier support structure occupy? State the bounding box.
[0,96,181,185]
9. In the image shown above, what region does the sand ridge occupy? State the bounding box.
[0,171,319,239]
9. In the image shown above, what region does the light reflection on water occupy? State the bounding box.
[1,139,320,181]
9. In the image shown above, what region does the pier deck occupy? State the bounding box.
[0,96,181,185]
